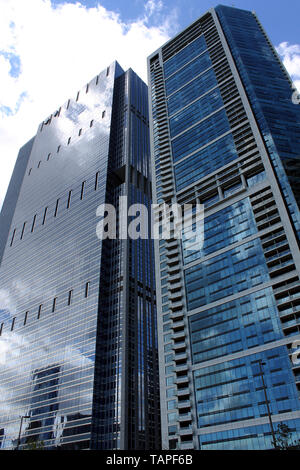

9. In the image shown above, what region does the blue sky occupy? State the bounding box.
[0,0,299,210]
[50,0,300,46]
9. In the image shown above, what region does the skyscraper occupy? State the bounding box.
[0,61,160,450]
[148,5,300,450]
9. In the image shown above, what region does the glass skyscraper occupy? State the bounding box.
[0,61,160,450]
[148,5,300,450]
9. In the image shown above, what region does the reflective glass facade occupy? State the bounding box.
[148,6,300,450]
[216,5,300,241]
[0,62,160,450]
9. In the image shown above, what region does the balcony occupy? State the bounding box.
[168,265,181,275]
[178,412,192,423]
[180,441,194,450]
[172,341,186,351]
[172,330,186,341]
[176,388,190,397]
[175,363,189,374]
[169,281,182,291]
[177,400,191,410]
[269,259,295,277]
[169,290,183,301]
[167,256,180,267]
[170,310,184,321]
[168,274,182,284]
[172,320,184,331]
[170,301,184,312]
[166,239,178,249]
[175,376,189,386]
[175,351,188,362]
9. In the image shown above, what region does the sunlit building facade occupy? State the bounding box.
[0,61,160,450]
[148,5,300,450]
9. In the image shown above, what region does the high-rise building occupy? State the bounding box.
[148,5,300,450]
[0,61,160,450]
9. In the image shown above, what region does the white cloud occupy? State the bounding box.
[276,41,300,92]
[0,0,177,210]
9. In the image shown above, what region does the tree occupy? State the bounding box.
[274,422,300,450]
[23,438,45,450]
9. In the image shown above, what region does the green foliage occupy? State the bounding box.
[23,438,45,450]
[274,422,300,450]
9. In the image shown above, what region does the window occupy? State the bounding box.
[37,161,41,168]
[67,137,71,145]
[57,145,61,153]
[202,192,219,208]
[0,322,3,336]
[106,66,110,76]
[85,282,90,298]
[86,83,89,93]
[167,413,177,424]
[68,290,73,306]
[168,425,177,436]
[28,168,32,175]
[95,171,99,190]
[54,199,59,217]
[78,128,82,136]
[10,229,16,247]
[167,400,177,410]
[165,365,174,375]
[24,311,29,326]
[47,153,51,161]
[76,91,80,102]
[11,317,16,331]
[246,171,266,187]
[67,190,72,209]
[42,207,48,225]
[223,180,242,198]
[80,181,86,200]
[37,304,42,319]
[52,297,57,313]
[20,222,26,240]
[166,376,174,386]
[90,119,94,128]
[102,110,106,119]
[31,215,37,233]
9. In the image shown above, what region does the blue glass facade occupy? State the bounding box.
[174,133,238,192]
[185,239,270,310]
[196,347,300,449]
[0,139,34,266]
[163,36,207,79]
[216,5,300,241]
[172,109,230,162]
[165,51,211,96]
[189,288,283,363]
[167,68,218,116]
[0,63,160,450]
[182,197,257,264]
[148,5,300,450]
[169,88,223,139]
[199,419,300,450]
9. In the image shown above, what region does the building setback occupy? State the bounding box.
[148,5,300,450]
[0,61,160,450]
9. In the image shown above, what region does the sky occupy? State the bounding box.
[0,0,300,211]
